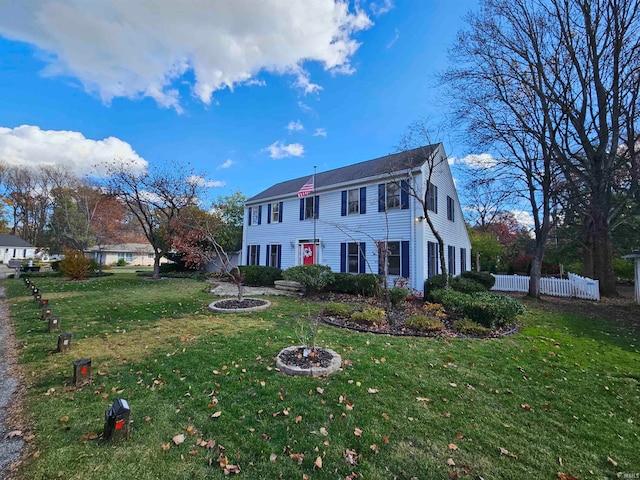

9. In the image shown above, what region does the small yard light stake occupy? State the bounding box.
[103,398,130,441]
[33,294,41,303]
[48,316,61,333]
[72,358,91,386]
[41,308,52,321]
[57,333,72,352]
[39,298,49,308]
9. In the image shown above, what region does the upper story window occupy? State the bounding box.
[427,182,438,213]
[268,201,283,224]
[247,205,262,226]
[341,187,367,216]
[378,181,409,212]
[447,195,455,221]
[299,196,319,220]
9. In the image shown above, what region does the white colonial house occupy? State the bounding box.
[241,144,471,294]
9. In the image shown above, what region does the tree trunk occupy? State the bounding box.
[591,212,617,297]
[153,254,161,280]
[528,242,545,299]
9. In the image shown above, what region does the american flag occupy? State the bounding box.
[297,176,314,197]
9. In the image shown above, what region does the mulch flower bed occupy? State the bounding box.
[277,347,336,369]
[213,298,268,309]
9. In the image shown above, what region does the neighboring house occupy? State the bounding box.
[242,144,472,294]
[85,243,170,267]
[0,235,36,263]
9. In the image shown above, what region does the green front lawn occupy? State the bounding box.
[4,273,639,479]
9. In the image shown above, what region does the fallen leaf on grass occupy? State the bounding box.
[269,453,277,462]
[382,413,389,420]
[448,443,458,451]
[344,449,359,465]
[314,456,323,469]
[368,388,379,394]
[607,456,618,467]
[354,428,363,437]
[6,430,22,438]
[316,387,324,394]
[161,443,171,451]
[319,427,328,436]
[211,411,222,418]
[290,453,304,465]
[370,444,379,454]
[499,447,517,459]
[294,415,302,423]
[521,404,532,411]
[447,458,456,466]
[557,473,579,480]
[172,434,185,445]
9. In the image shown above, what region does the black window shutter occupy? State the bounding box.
[401,241,410,278]
[340,243,346,273]
[400,180,409,209]
[248,207,252,226]
[278,202,283,222]
[257,205,262,225]
[299,198,304,221]
[360,187,366,214]
[434,186,438,214]
[277,245,282,269]
[341,190,347,216]
[246,247,250,266]
[359,242,366,273]
[314,195,319,219]
[267,204,272,224]
[265,245,270,266]
[378,184,385,212]
[256,245,260,266]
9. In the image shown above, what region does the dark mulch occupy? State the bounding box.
[278,347,335,369]
[213,298,268,309]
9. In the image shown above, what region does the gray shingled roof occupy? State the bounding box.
[248,144,440,203]
[0,234,34,248]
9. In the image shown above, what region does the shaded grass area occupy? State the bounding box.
[4,274,640,479]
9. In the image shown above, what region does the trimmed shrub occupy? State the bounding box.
[389,287,409,307]
[59,249,92,280]
[159,263,181,274]
[450,276,487,294]
[453,318,490,335]
[461,271,496,289]
[424,274,450,299]
[322,302,362,317]
[239,265,282,286]
[116,258,127,266]
[422,301,447,319]
[282,264,334,293]
[429,288,470,314]
[405,314,443,331]
[329,273,380,297]
[350,307,386,325]
[463,292,525,329]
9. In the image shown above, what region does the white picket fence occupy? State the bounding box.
[491,272,600,301]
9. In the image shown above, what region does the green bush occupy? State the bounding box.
[282,264,334,293]
[424,274,449,300]
[116,258,127,267]
[239,265,282,286]
[429,288,471,314]
[463,292,525,329]
[159,263,180,274]
[50,260,60,271]
[461,271,496,289]
[405,314,443,331]
[431,289,524,329]
[453,318,490,335]
[328,273,380,297]
[613,258,634,280]
[322,302,362,317]
[350,307,386,325]
[450,276,487,294]
[389,287,409,307]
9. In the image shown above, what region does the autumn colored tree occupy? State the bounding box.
[59,248,92,280]
[105,161,204,280]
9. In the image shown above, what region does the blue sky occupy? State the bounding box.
[0,1,482,204]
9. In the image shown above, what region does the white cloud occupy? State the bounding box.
[0,1,372,111]
[187,175,226,188]
[313,128,328,137]
[265,141,305,159]
[287,120,304,133]
[455,153,498,169]
[511,210,535,228]
[370,0,394,16]
[218,159,234,169]
[0,124,147,177]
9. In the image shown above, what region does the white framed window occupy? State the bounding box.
[348,189,360,214]
[248,245,259,266]
[447,195,455,221]
[386,183,401,209]
[304,197,316,219]
[271,202,280,223]
[427,182,438,213]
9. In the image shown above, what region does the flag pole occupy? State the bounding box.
[313,165,317,264]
